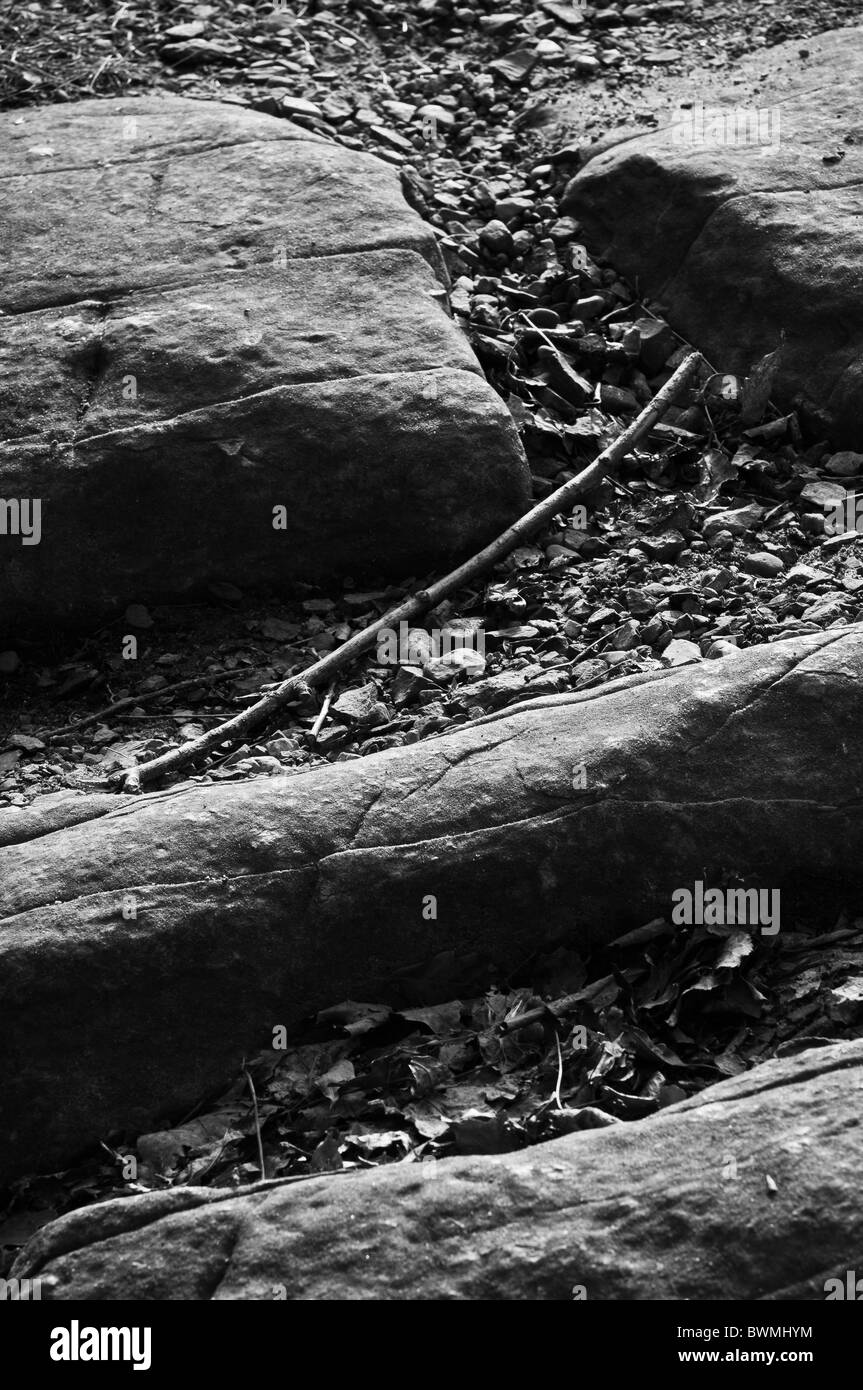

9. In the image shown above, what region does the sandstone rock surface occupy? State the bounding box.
[1,626,861,1179]
[562,29,863,447]
[13,1037,863,1301]
[0,96,529,630]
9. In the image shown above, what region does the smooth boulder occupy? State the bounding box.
[562,28,863,446]
[0,96,529,630]
[13,1037,863,1300]
[1,626,862,1180]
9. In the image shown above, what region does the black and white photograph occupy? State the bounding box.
[0,0,861,1349]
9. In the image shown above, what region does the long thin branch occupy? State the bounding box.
[117,351,703,792]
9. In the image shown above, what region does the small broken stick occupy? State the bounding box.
[309,681,336,744]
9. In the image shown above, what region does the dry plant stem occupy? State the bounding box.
[119,351,703,792]
[244,1067,266,1183]
[552,1031,565,1109]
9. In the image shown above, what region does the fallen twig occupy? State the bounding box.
[783,924,863,952]
[498,975,615,1035]
[308,14,373,50]
[309,681,336,744]
[116,351,703,792]
[37,668,266,742]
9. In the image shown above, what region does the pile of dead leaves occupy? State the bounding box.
[2,907,860,1268]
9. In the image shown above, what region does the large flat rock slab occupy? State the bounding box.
[0,96,528,629]
[1,626,861,1180]
[561,29,863,447]
[14,1038,863,1300]
[0,96,435,309]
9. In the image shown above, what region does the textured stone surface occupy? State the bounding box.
[0,96,433,310]
[0,367,526,627]
[0,96,529,629]
[0,254,480,441]
[13,1037,863,1301]
[562,29,863,447]
[1,626,862,1179]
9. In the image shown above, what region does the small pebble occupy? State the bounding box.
[742,552,785,578]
